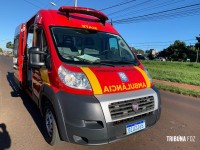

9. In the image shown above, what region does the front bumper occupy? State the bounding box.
[55,86,161,145]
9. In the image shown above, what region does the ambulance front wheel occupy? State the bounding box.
[43,101,61,145]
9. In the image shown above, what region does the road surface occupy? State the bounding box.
[0,55,199,150]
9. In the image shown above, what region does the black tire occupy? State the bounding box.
[43,101,60,145]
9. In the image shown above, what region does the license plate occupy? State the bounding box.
[126,120,146,135]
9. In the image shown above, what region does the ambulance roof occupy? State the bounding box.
[33,6,119,35]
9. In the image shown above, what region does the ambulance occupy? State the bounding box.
[13,6,161,145]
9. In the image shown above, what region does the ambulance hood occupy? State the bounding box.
[81,66,151,95]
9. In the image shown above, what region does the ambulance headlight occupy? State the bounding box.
[144,69,153,83]
[58,65,91,90]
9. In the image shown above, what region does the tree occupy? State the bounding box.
[148,52,155,60]
[0,48,3,53]
[196,35,200,43]
[157,40,188,61]
[6,41,14,49]
[135,49,144,55]
[195,35,200,50]
[186,45,198,62]
[157,36,200,62]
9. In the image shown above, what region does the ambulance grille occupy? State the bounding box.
[108,96,154,120]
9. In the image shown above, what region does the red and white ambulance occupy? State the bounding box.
[13,6,161,145]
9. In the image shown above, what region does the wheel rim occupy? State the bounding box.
[45,108,53,138]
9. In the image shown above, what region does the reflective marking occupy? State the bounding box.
[134,66,151,88]
[40,68,50,85]
[80,67,102,94]
[103,82,147,93]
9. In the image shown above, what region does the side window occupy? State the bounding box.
[27,26,34,49]
[118,38,133,60]
[13,35,19,65]
[33,27,51,68]
[34,28,48,52]
[13,36,19,58]
[41,31,48,52]
[27,26,49,65]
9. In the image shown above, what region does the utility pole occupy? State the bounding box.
[196,35,200,63]
[196,48,199,63]
[74,0,77,7]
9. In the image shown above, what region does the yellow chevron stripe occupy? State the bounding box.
[80,67,102,94]
[134,66,151,88]
[40,68,50,85]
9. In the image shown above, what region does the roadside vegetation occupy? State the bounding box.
[142,60,200,86]
[142,60,200,97]
[155,83,200,98]
[155,40,200,62]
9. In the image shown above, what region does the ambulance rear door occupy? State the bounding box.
[13,24,26,86]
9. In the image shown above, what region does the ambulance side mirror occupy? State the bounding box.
[29,47,46,68]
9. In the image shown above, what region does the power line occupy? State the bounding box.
[129,39,197,50]
[23,0,41,9]
[110,0,183,19]
[113,3,200,24]
[107,0,156,16]
[133,42,196,47]
[123,7,200,23]
[131,39,196,45]
[114,3,200,22]
[33,0,46,6]
[100,0,136,11]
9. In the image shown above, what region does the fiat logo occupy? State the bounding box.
[132,103,139,112]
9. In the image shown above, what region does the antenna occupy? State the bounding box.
[111,19,113,26]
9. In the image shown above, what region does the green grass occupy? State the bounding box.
[155,83,200,98]
[142,60,200,86]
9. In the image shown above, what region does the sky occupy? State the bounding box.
[0,0,200,52]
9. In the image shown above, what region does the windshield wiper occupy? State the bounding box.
[101,60,138,66]
[93,61,115,67]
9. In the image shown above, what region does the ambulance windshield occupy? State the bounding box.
[51,27,138,65]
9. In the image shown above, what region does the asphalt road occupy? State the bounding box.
[0,55,200,150]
